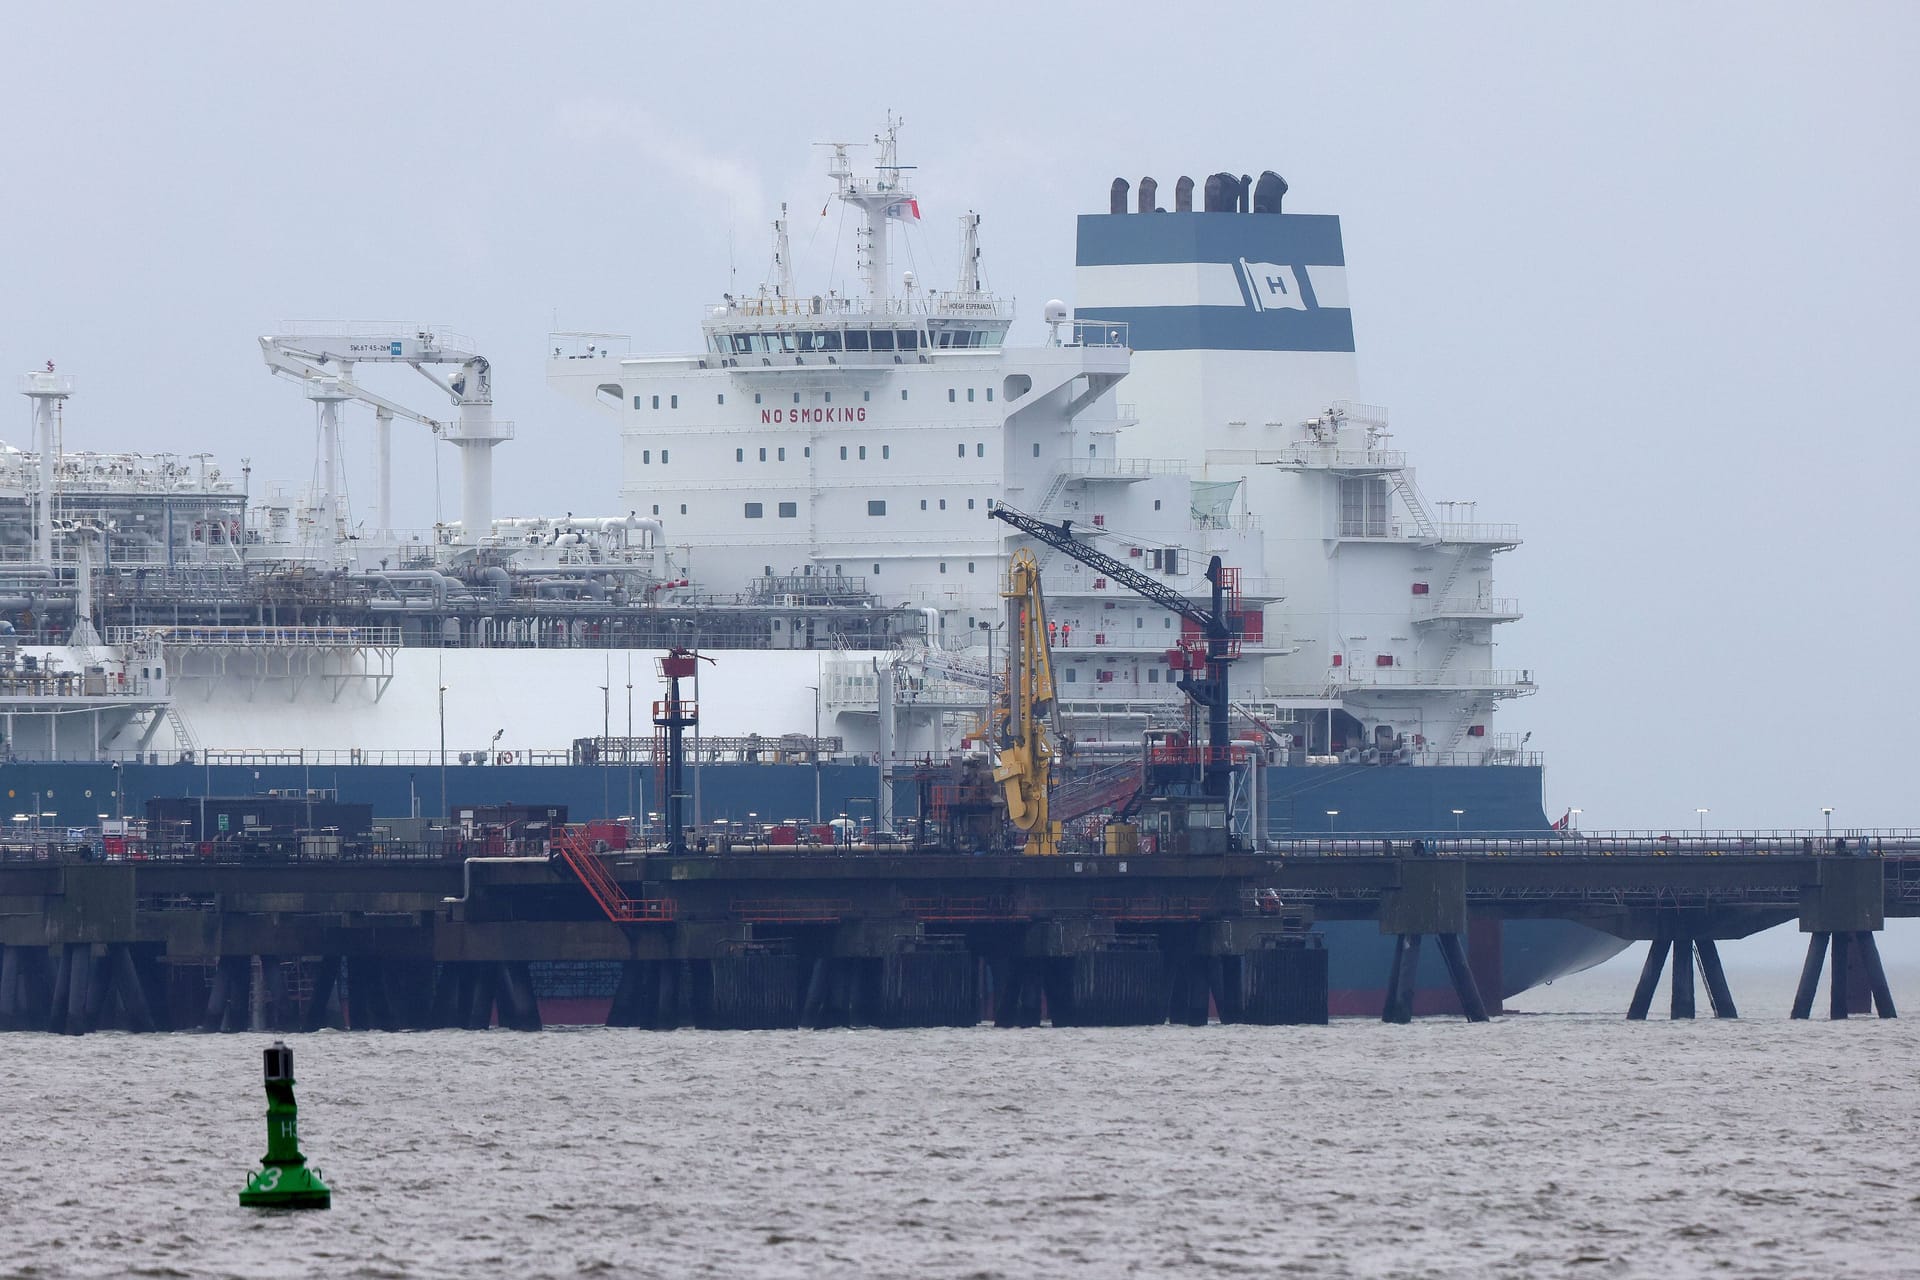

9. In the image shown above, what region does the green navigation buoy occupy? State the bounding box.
[238,1040,331,1210]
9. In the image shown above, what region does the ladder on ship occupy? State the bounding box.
[550,826,674,924]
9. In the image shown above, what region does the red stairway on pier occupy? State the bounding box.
[550,826,674,923]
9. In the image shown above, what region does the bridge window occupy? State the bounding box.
[845,331,869,352]
[870,330,894,352]
[744,503,763,519]
[897,330,919,350]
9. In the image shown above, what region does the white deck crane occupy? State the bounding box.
[259,325,513,546]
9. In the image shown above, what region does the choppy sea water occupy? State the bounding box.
[2,965,1916,1279]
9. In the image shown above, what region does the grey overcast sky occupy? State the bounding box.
[4,1,1916,833]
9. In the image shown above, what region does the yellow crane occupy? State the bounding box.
[992,548,1062,855]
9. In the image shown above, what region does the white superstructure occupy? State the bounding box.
[550,132,1527,762]
[549,121,1278,743]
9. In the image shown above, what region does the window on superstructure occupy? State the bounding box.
[881,445,890,459]
[1064,668,1077,683]
[845,331,869,352]
[967,562,975,573]
[939,562,947,573]
[1148,668,1159,684]
[870,330,894,352]
[1154,499,1161,510]
[680,503,688,514]
[670,395,679,408]
[957,444,965,458]
[823,392,831,402]
[868,501,886,516]
[900,389,908,400]
[754,393,763,404]
[759,448,767,462]
[939,499,947,510]
[863,391,871,402]
[732,335,753,354]
[651,395,660,409]
[744,503,763,519]
[1032,443,1040,458]
[967,388,975,402]
[818,331,842,352]
[986,388,993,402]
[661,450,669,464]
[967,499,976,510]
[1339,476,1391,538]
[792,392,801,404]
[717,394,725,405]
[976,443,985,458]
[643,450,651,464]
[633,396,642,409]
[948,389,956,403]
[652,504,660,515]
[778,502,797,518]
[777,447,786,461]
[858,446,867,460]
[803,446,810,458]
[736,448,745,463]
[840,446,848,460]
[920,499,927,511]
[898,330,918,350]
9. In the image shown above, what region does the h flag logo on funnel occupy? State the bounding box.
[1237,260,1308,312]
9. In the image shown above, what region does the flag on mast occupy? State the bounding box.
[885,198,921,223]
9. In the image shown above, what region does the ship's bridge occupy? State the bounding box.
[700,290,1013,361]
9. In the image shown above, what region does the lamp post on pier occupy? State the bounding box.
[1822,806,1834,842]
[1696,807,1709,837]
[1325,808,1338,837]
[1452,808,1465,833]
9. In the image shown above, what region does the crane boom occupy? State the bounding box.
[990,503,1239,801]
[992,548,1061,855]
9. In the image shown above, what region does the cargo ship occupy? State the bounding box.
[0,123,1626,1012]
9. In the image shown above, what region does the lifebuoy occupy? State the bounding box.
[496,751,515,765]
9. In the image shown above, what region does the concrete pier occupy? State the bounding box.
[2,840,1914,1032]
